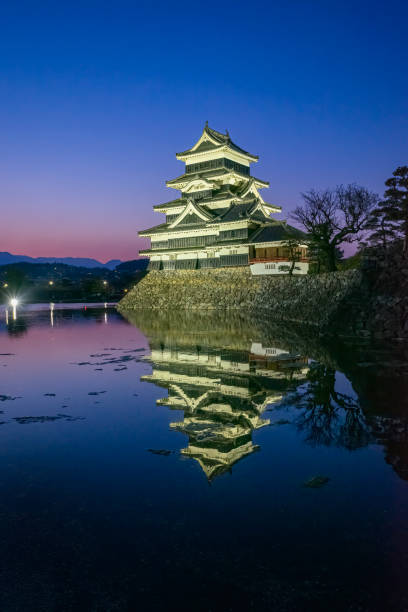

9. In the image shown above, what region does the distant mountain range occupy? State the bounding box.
[0,252,122,270]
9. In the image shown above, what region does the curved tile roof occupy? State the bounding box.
[166,168,230,185]
[249,223,307,243]
[176,124,259,160]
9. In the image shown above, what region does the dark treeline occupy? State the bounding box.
[0,259,148,304]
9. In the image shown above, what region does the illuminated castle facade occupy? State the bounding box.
[139,123,309,274]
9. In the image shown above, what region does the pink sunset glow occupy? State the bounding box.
[1,2,405,263]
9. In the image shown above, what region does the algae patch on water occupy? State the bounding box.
[303,475,330,488]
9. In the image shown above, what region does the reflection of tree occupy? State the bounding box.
[290,362,371,450]
[371,416,408,481]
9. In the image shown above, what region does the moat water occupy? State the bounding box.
[0,304,408,611]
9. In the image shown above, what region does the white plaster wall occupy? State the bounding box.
[177,148,251,167]
[218,246,249,256]
[250,262,309,276]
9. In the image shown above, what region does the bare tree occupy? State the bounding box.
[291,185,378,272]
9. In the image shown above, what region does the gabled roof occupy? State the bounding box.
[182,176,216,193]
[166,168,230,186]
[249,222,307,244]
[139,222,169,236]
[169,199,213,228]
[212,200,255,222]
[141,194,295,237]
[176,123,259,161]
[210,198,270,223]
[153,188,240,211]
[143,193,279,235]
[139,220,208,237]
[153,197,187,211]
[237,178,257,198]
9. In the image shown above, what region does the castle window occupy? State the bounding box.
[219,228,248,241]
[185,158,249,176]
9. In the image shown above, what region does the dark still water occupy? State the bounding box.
[1,304,408,611]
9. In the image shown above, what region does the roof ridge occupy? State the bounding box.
[205,124,228,141]
[176,125,259,160]
[250,226,265,241]
[185,198,213,218]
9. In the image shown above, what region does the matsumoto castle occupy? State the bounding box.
[139,123,309,275]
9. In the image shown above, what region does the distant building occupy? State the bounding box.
[139,123,309,274]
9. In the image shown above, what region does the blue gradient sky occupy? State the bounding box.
[1,0,407,262]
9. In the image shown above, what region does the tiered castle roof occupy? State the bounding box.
[139,123,308,261]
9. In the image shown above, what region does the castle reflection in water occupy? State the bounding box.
[126,310,312,479]
[125,309,408,483]
[5,305,407,483]
[142,339,308,479]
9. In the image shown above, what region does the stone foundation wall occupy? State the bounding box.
[118,268,363,330]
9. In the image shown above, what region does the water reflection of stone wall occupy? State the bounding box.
[126,310,408,483]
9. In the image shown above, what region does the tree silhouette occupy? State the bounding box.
[292,185,378,271]
[381,166,408,255]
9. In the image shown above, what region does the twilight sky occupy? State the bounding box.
[1,0,407,262]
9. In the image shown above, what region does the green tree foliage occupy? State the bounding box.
[380,166,408,254]
[338,252,361,271]
[280,237,302,276]
[306,236,324,273]
[307,237,343,273]
[292,185,378,272]
[3,266,28,292]
[0,262,146,304]
[363,205,399,250]
[80,278,105,295]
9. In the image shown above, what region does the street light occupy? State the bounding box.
[49,281,54,286]
[10,298,18,321]
[3,283,8,288]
